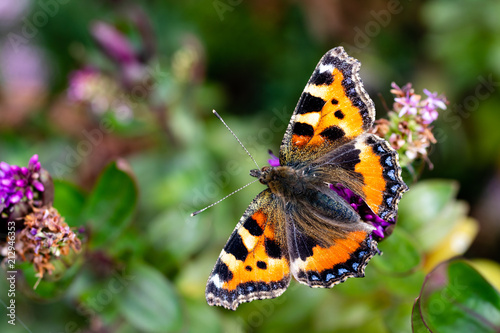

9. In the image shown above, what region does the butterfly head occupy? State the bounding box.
[249,166,273,185]
[250,166,306,197]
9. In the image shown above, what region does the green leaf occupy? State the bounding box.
[415,259,500,332]
[147,209,210,262]
[82,161,138,248]
[384,301,414,333]
[117,261,182,332]
[75,270,124,326]
[398,179,470,251]
[384,271,426,298]
[184,300,222,333]
[411,298,431,333]
[416,200,469,251]
[398,179,458,233]
[373,228,421,274]
[53,179,86,227]
[17,250,83,300]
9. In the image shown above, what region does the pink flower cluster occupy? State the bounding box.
[393,83,447,124]
[372,83,448,169]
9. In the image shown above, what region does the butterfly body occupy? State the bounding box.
[206,47,408,310]
[253,163,365,229]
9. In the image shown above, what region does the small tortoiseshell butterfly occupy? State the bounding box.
[205,47,408,310]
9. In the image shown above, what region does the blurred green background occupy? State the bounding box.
[1,0,500,332]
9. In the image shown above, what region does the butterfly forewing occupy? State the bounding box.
[206,189,290,310]
[280,47,376,166]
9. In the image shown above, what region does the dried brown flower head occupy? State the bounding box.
[7,206,81,279]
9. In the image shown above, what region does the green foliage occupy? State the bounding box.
[53,180,86,226]
[398,180,466,251]
[82,161,138,249]
[17,253,83,299]
[413,260,500,332]
[117,261,183,332]
[373,228,421,274]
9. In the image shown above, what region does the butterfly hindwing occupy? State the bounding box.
[287,221,377,287]
[280,47,376,166]
[352,133,408,220]
[206,189,290,310]
[314,132,408,222]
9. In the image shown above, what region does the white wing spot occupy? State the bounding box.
[210,274,224,289]
[318,63,334,74]
[296,112,320,128]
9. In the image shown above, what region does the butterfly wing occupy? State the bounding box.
[279,46,407,221]
[289,227,377,287]
[350,133,407,221]
[277,47,407,286]
[315,132,408,222]
[206,189,290,310]
[285,196,378,287]
[283,133,405,288]
[280,47,375,166]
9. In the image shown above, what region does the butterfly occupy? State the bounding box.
[205,47,408,310]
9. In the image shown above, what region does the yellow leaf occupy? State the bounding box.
[423,217,479,272]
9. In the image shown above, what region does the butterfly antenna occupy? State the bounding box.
[212,110,260,169]
[191,179,259,216]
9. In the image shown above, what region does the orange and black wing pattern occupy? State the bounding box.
[287,222,377,288]
[279,46,407,222]
[205,47,408,310]
[206,189,290,310]
[350,133,407,221]
[280,47,375,166]
[318,132,408,222]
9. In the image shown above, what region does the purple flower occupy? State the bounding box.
[90,21,137,65]
[390,82,402,93]
[330,183,394,239]
[390,82,413,97]
[421,89,447,124]
[0,155,45,211]
[395,94,421,117]
[423,89,447,110]
[421,106,439,125]
[268,150,280,167]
